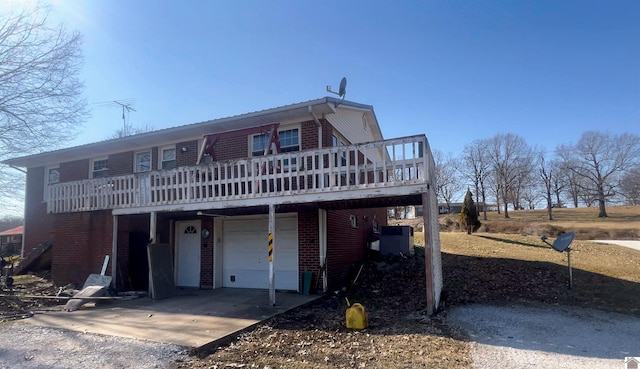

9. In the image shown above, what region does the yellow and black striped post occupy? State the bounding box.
[268,204,276,305]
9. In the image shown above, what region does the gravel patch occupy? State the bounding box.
[0,322,187,369]
[448,304,640,369]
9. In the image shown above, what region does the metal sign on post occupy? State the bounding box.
[541,232,576,289]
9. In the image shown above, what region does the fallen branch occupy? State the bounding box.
[0,294,123,300]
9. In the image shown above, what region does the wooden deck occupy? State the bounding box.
[46,135,434,214]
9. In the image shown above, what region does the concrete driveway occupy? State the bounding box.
[25,288,319,353]
[591,240,640,252]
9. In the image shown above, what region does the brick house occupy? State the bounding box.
[4,97,443,313]
[0,225,22,256]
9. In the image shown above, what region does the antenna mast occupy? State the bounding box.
[112,100,136,130]
[94,98,137,131]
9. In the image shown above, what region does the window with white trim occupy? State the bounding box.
[91,158,109,178]
[251,134,269,157]
[135,150,152,173]
[252,128,300,167]
[47,167,60,184]
[160,146,176,170]
[43,166,60,201]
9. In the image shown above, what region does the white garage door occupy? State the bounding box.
[222,214,299,290]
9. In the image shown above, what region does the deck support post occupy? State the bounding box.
[268,204,276,306]
[422,191,435,315]
[111,215,118,289]
[318,209,328,292]
[149,211,157,243]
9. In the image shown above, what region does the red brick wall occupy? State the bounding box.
[200,217,214,288]
[326,207,388,291]
[176,140,199,166]
[298,210,319,276]
[212,136,247,161]
[324,121,335,148]
[51,210,113,287]
[301,120,318,150]
[109,151,133,176]
[60,159,89,181]
[301,118,333,150]
[21,167,55,270]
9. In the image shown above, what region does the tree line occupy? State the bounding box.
[434,131,640,219]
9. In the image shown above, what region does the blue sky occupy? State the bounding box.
[45,0,639,157]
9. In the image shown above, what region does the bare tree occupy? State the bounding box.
[619,166,640,205]
[557,131,640,217]
[557,153,582,208]
[112,122,155,138]
[520,184,540,210]
[0,3,87,197]
[550,159,566,208]
[461,139,491,220]
[433,149,463,213]
[539,154,554,220]
[486,133,534,218]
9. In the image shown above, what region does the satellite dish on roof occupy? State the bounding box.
[326,77,347,106]
[338,77,347,97]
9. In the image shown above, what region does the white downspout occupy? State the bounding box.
[308,105,323,148]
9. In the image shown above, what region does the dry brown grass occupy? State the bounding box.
[413,231,640,317]
[440,205,640,240]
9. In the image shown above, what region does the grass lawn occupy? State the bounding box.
[438,232,640,317]
[469,205,640,239]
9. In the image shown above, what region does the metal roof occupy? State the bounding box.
[0,226,23,236]
[3,97,381,168]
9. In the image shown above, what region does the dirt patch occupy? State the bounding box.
[0,274,63,322]
[172,250,472,368]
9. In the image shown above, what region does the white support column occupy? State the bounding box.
[149,211,157,243]
[268,204,276,306]
[318,208,328,292]
[422,191,435,315]
[111,215,118,287]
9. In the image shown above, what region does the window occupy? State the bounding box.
[279,129,300,153]
[252,128,300,167]
[160,146,176,170]
[43,166,60,201]
[135,150,152,173]
[252,134,269,157]
[91,158,109,178]
[47,167,60,184]
[332,133,347,166]
[252,128,300,156]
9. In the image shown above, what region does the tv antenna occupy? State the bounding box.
[94,98,137,130]
[541,232,576,289]
[326,77,347,107]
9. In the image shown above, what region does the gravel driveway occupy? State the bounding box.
[448,304,640,369]
[0,322,187,369]
[2,304,639,368]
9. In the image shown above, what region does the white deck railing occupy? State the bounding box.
[46,135,432,214]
